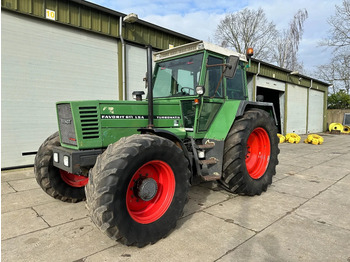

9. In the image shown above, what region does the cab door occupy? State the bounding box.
[197,55,225,133]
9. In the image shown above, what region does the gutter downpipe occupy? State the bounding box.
[146,46,154,128]
[119,16,126,101]
[307,79,313,133]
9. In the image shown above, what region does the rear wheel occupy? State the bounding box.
[85,134,190,247]
[34,132,87,202]
[221,109,279,195]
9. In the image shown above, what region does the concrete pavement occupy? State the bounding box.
[1,133,350,261]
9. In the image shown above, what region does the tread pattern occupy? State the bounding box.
[221,109,279,195]
[85,134,190,247]
[34,132,85,203]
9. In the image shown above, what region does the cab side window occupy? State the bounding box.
[205,56,223,97]
[226,64,246,100]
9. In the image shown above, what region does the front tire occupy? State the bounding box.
[221,109,279,195]
[85,134,190,247]
[34,132,88,202]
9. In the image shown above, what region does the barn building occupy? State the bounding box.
[1,0,329,168]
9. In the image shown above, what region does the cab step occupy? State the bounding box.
[201,173,221,181]
[199,157,219,165]
[198,141,215,150]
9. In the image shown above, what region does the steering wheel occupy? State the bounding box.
[180,87,195,95]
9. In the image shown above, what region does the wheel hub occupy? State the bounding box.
[126,160,175,224]
[136,178,158,201]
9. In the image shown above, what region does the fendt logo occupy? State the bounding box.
[61,119,72,125]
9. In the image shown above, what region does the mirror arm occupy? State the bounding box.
[206,63,228,68]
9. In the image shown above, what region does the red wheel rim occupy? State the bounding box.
[245,127,271,179]
[59,170,89,187]
[126,160,175,224]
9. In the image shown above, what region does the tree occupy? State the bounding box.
[323,0,350,49]
[317,0,350,94]
[317,61,338,94]
[214,8,278,61]
[328,90,350,109]
[315,52,350,94]
[273,9,308,71]
[214,8,308,70]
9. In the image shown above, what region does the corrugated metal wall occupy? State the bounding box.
[1,0,193,50]
[247,60,328,92]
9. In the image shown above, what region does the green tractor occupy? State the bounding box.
[34,41,279,247]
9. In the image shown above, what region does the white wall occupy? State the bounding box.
[1,11,119,168]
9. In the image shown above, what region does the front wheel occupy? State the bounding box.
[221,109,279,195]
[34,132,88,202]
[85,134,190,247]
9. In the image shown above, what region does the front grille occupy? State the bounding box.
[57,104,77,146]
[79,106,100,139]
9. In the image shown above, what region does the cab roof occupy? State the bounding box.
[153,41,248,62]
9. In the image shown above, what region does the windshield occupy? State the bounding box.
[153,53,204,98]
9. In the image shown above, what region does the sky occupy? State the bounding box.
[88,0,343,75]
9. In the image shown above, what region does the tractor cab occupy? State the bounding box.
[150,41,249,136]
[152,41,247,100]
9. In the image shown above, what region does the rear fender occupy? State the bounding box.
[237,101,278,126]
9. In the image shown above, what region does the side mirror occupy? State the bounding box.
[224,55,239,78]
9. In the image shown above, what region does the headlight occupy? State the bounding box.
[53,153,59,163]
[196,86,205,96]
[63,155,70,167]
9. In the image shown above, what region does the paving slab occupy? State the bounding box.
[295,174,350,230]
[1,208,49,240]
[296,164,350,182]
[183,185,231,217]
[32,201,89,227]
[83,212,256,262]
[275,163,306,176]
[270,174,335,199]
[324,153,350,168]
[1,181,16,194]
[287,153,334,169]
[205,190,305,232]
[1,218,116,262]
[8,177,39,192]
[1,188,56,214]
[1,168,35,182]
[217,214,350,262]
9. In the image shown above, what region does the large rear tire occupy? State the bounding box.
[221,109,279,195]
[85,134,190,247]
[34,132,88,202]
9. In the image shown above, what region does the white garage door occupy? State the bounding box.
[1,11,119,168]
[256,76,285,91]
[125,45,148,100]
[286,84,307,134]
[308,89,324,133]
